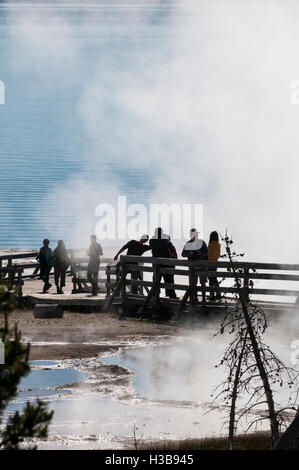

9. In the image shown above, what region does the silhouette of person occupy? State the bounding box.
[87,235,103,296]
[114,235,150,294]
[149,227,177,299]
[182,228,208,303]
[165,234,178,299]
[36,239,53,293]
[53,240,69,294]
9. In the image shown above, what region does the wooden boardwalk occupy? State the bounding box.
[103,255,299,319]
[0,250,112,311]
[1,251,299,317]
[22,277,107,309]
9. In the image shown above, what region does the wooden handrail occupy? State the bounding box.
[121,255,299,271]
[125,264,299,281]
[125,279,299,297]
[2,251,299,307]
[0,252,38,261]
[112,255,299,317]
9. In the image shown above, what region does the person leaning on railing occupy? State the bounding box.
[114,235,150,294]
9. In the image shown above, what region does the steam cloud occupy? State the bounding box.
[5,1,299,260]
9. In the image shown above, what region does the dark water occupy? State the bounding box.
[19,368,87,395]
[0,3,173,248]
[13,361,89,401]
[3,343,296,449]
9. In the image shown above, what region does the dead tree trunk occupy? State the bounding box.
[228,332,248,450]
[227,246,280,446]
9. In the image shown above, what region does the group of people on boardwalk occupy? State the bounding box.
[114,227,221,302]
[36,235,102,295]
[36,227,221,301]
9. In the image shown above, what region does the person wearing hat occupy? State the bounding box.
[36,238,54,293]
[182,228,208,303]
[149,227,177,299]
[114,235,150,294]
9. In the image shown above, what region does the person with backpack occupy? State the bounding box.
[165,234,178,299]
[53,240,70,294]
[208,231,221,301]
[182,228,208,303]
[36,238,54,293]
[167,235,178,260]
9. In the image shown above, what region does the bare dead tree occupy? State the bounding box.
[132,424,144,450]
[212,234,298,449]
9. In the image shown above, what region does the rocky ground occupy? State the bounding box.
[2,309,183,360]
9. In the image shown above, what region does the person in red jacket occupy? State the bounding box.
[167,235,178,260]
[164,234,178,299]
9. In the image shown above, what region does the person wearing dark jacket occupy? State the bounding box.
[114,235,151,260]
[149,228,177,299]
[87,235,103,296]
[53,240,69,294]
[114,235,150,294]
[182,228,208,303]
[36,238,53,293]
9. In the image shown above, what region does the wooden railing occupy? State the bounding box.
[0,250,115,296]
[2,251,299,312]
[0,251,63,280]
[104,255,299,315]
[69,250,113,294]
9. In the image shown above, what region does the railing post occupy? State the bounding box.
[71,264,77,294]
[189,266,197,305]
[243,267,249,303]
[0,259,2,280]
[17,269,23,304]
[70,251,77,294]
[153,262,160,308]
[121,258,127,307]
[106,265,111,298]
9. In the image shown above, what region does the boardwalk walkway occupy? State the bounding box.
[1,251,299,317]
